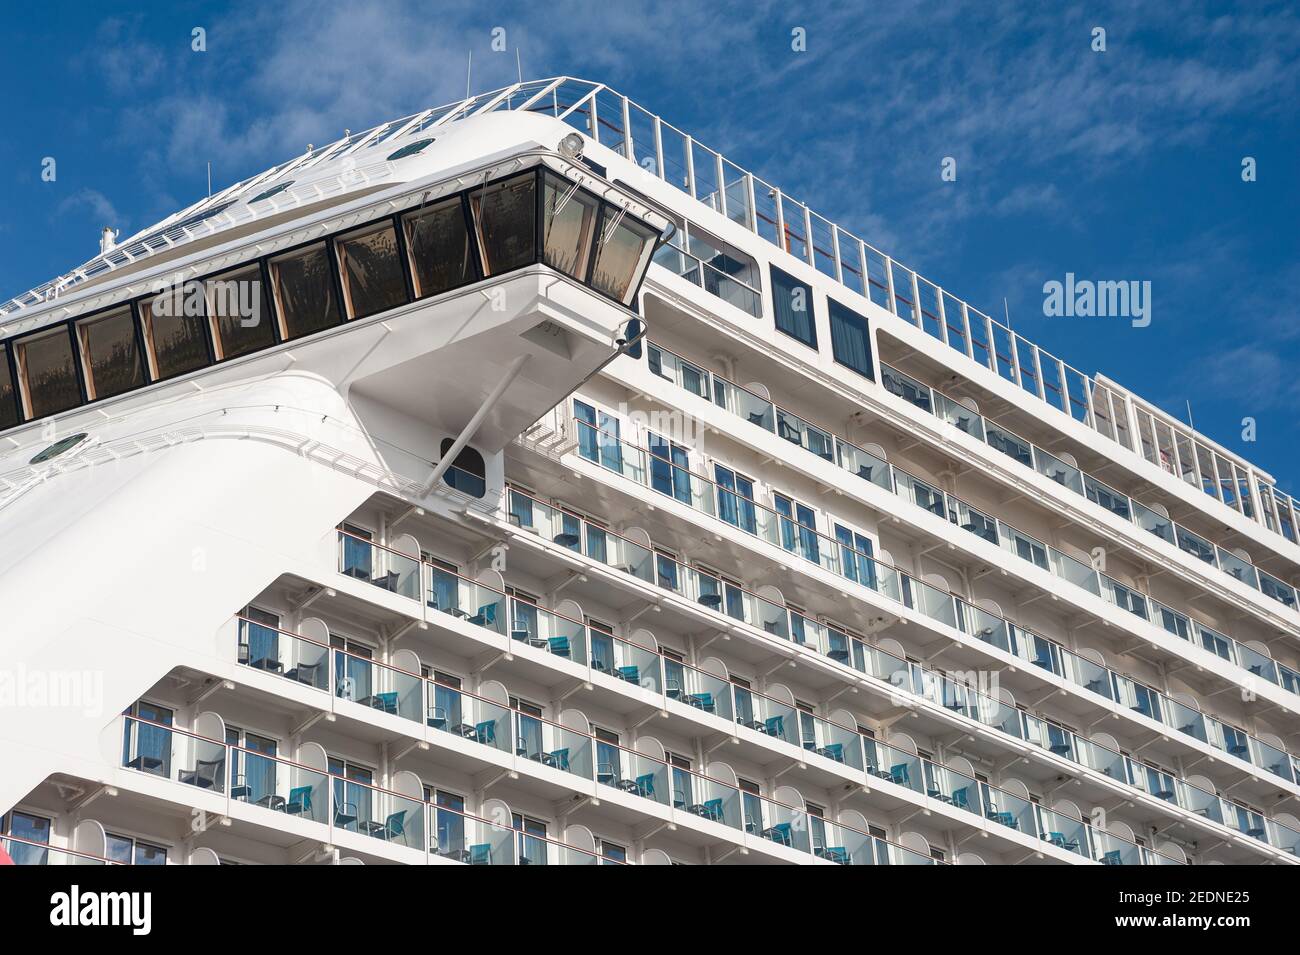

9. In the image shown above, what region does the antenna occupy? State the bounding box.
[466,51,472,99]
[516,47,523,84]
[1186,399,1195,430]
[206,161,212,198]
[1003,296,1012,331]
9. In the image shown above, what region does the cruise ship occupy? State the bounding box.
[2,76,1298,869]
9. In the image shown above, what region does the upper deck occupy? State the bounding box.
[1,76,1294,548]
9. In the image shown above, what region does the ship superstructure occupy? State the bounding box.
[2,78,1298,866]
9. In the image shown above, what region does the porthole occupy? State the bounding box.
[29,432,89,465]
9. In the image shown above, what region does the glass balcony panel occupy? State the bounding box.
[597,747,669,805]
[998,524,1049,571]
[794,708,861,768]
[1175,781,1227,825]
[1237,644,1279,685]
[1112,675,1161,722]
[1019,711,1060,753]
[865,740,923,793]
[952,500,998,545]
[933,391,986,440]
[712,375,775,430]
[1091,829,1142,865]
[893,470,949,520]
[721,160,753,229]
[438,812,517,865]
[984,423,1034,467]
[1271,820,1300,856]
[1229,803,1267,841]
[1155,603,1192,641]
[509,600,587,662]
[427,685,511,754]
[1061,649,1114,700]
[775,409,835,462]
[1074,737,1126,781]
[818,819,872,864]
[647,343,710,399]
[236,748,329,824]
[677,773,742,828]
[1084,474,1132,519]
[1166,699,1208,744]
[924,762,981,814]
[1281,664,1300,695]
[1035,806,1089,857]
[903,576,958,629]
[736,689,798,746]
[1249,737,1293,783]
[123,715,227,793]
[981,784,1034,833]
[959,601,1010,652]
[514,713,593,780]
[1259,571,1298,609]
[1010,628,1059,675]
[1128,761,1177,802]
[857,643,907,690]
[336,530,421,599]
[1215,547,1260,588]
[880,363,932,411]
[238,617,329,689]
[1132,501,1176,544]
[591,632,661,692]
[876,840,937,864]
[1174,526,1216,565]
[746,796,810,853]
[1198,625,1235,664]
[426,568,507,634]
[333,650,423,723]
[835,438,893,490]
[665,662,732,719]
[1,836,112,866]
[1102,576,1150,620]
[960,694,1012,741]
[1034,447,1085,494]
[332,779,424,848]
[1050,548,1101,595]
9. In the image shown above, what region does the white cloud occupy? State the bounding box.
[55,188,122,228]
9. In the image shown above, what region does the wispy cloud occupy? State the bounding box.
[55,188,122,227]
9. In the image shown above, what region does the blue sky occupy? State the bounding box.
[2,1,1297,493]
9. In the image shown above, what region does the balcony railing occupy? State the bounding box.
[323,528,1242,863]
[0,835,120,865]
[876,361,1299,614]
[641,340,1300,781]
[496,490,1297,860]
[501,77,1294,547]
[120,715,625,864]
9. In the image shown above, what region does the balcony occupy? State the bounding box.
[552,366,1300,791]
[877,361,1299,614]
[487,501,1299,861]
[647,340,1300,712]
[275,538,1256,862]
